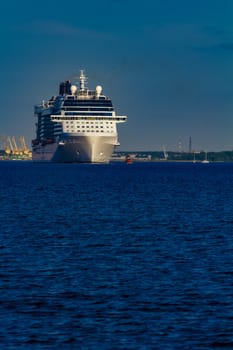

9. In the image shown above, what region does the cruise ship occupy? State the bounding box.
[32,70,127,162]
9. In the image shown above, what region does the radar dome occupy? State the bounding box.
[70,85,77,95]
[96,85,102,96]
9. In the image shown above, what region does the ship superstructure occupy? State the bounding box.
[32,70,127,162]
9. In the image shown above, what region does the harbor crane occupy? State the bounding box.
[0,135,32,158]
[1,136,11,154]
[19,136,30,155]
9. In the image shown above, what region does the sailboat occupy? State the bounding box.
[202,151,209,163]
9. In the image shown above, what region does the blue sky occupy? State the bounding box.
[0,0,232,151]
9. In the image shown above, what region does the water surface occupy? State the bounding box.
[0,161,232,349]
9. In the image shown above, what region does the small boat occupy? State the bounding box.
[202,151,209,163]
[125,155,133,164]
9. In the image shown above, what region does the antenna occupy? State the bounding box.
[189,136,192,153]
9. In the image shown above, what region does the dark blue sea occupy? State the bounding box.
[0,161,233,349]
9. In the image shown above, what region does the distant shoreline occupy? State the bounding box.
[1,149,233,163]
[111,150,233,163]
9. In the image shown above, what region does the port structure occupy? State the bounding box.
[0,136,32,160]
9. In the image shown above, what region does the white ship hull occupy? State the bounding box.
[32,135,118,163]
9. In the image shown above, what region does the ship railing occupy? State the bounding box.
[50,115,127,122]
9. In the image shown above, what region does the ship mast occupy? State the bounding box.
[79,70,87,91]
